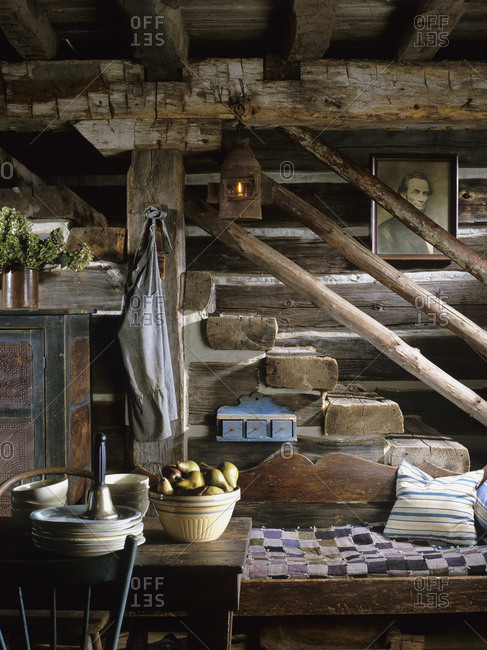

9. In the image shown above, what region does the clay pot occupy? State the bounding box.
[1,268,39,309]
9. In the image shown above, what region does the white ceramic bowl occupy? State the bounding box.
[149,488,240,543]
[106,473,150,516]
[12,477,69,505]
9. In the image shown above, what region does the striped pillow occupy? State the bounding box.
[475,480,487,535]
[384,460,484,546]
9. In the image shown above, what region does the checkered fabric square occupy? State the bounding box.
[243,524,487,579]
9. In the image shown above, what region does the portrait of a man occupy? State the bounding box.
[371,155,458,259]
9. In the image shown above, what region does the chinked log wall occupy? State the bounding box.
[184,192,487,427]
[185,131,487,467]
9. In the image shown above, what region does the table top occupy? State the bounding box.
[136,517,252,569]
[0,516,253,613]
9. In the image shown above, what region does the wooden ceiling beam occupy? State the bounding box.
[73,118,222,156]
[2,59,487,131]
[0,0,58,60]
[116,0,188,69]
[397,0,467,61]
[285,0,337,61]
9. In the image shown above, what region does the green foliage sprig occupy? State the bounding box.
[0,207,93,271]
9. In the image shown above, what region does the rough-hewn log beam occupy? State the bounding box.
[116,0,188,69]
[0,59,486,130]
[268,173,487,358]
[285,0,337,61]
[0,0,58,60]
[184,191,487,429]
[398,1,467,62]
[74,119,222,156]
[0,187,107,227]
[280,126,487,286]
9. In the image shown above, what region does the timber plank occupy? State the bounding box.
[214,277,487,331]
[186,231,487,274]
[0,0,59,60]
[238,577,487,616]
[188,436,387,472]
[188,361,260,426]
[38,266,124,311]
[274,330,487,381]
[238,452,397,503]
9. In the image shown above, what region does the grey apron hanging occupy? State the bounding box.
[118,219,178,442]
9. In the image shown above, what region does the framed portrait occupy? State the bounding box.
[370,154,458,260]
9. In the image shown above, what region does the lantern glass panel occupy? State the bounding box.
[224,177,256,200]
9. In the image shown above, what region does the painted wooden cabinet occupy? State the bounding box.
[0,310,92,514]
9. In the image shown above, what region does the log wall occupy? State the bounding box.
[184,135,487,470]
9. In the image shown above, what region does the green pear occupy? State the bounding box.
[218,461,239,490]
[205,468,230,492]
[176,470,205,490]
[203,486,225,495]
[177,460,200,475]
[157,476,174,495]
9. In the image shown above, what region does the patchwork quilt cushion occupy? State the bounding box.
[383,460,484,546]
[243,525,487,579]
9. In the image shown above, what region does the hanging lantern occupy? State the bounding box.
[219,136,262,220]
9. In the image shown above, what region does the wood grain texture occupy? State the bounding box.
[188,361,260,425]
[238,452,398,503]
[116,0,189,69]
[397,1,467,62]
[3,59,487,128]
[323,394,404,436]
[285,0,337,61]
[206,315,277,350]
[265,354,338,390]
[188,436,387,472]
[214,277,487,331]
[182,271,216,313]
[74,119,222,156]
[67,228,126,264]
[239,576,487,616]
[0,187,107,227]
[0,0,58,59]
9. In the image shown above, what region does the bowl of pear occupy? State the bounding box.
[149,460,240,542]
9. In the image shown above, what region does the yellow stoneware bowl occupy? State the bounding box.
[149,488,241,543]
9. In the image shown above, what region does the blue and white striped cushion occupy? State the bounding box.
[384,460,484,546]
[475,480,487,534]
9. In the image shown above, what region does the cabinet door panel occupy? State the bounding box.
[0,330,44,515]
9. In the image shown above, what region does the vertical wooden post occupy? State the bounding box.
[126,149,185,470]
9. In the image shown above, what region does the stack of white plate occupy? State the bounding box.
[30,505,145,556]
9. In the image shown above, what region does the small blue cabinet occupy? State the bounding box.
[216,394,297,442]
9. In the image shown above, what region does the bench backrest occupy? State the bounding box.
[235,452,456,528]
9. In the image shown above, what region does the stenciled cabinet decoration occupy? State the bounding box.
[0,310,92,513]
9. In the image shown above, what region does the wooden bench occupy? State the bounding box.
[233,452,487,618]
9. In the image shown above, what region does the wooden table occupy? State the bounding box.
[126,517,252,650]
[0,516,252,650]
